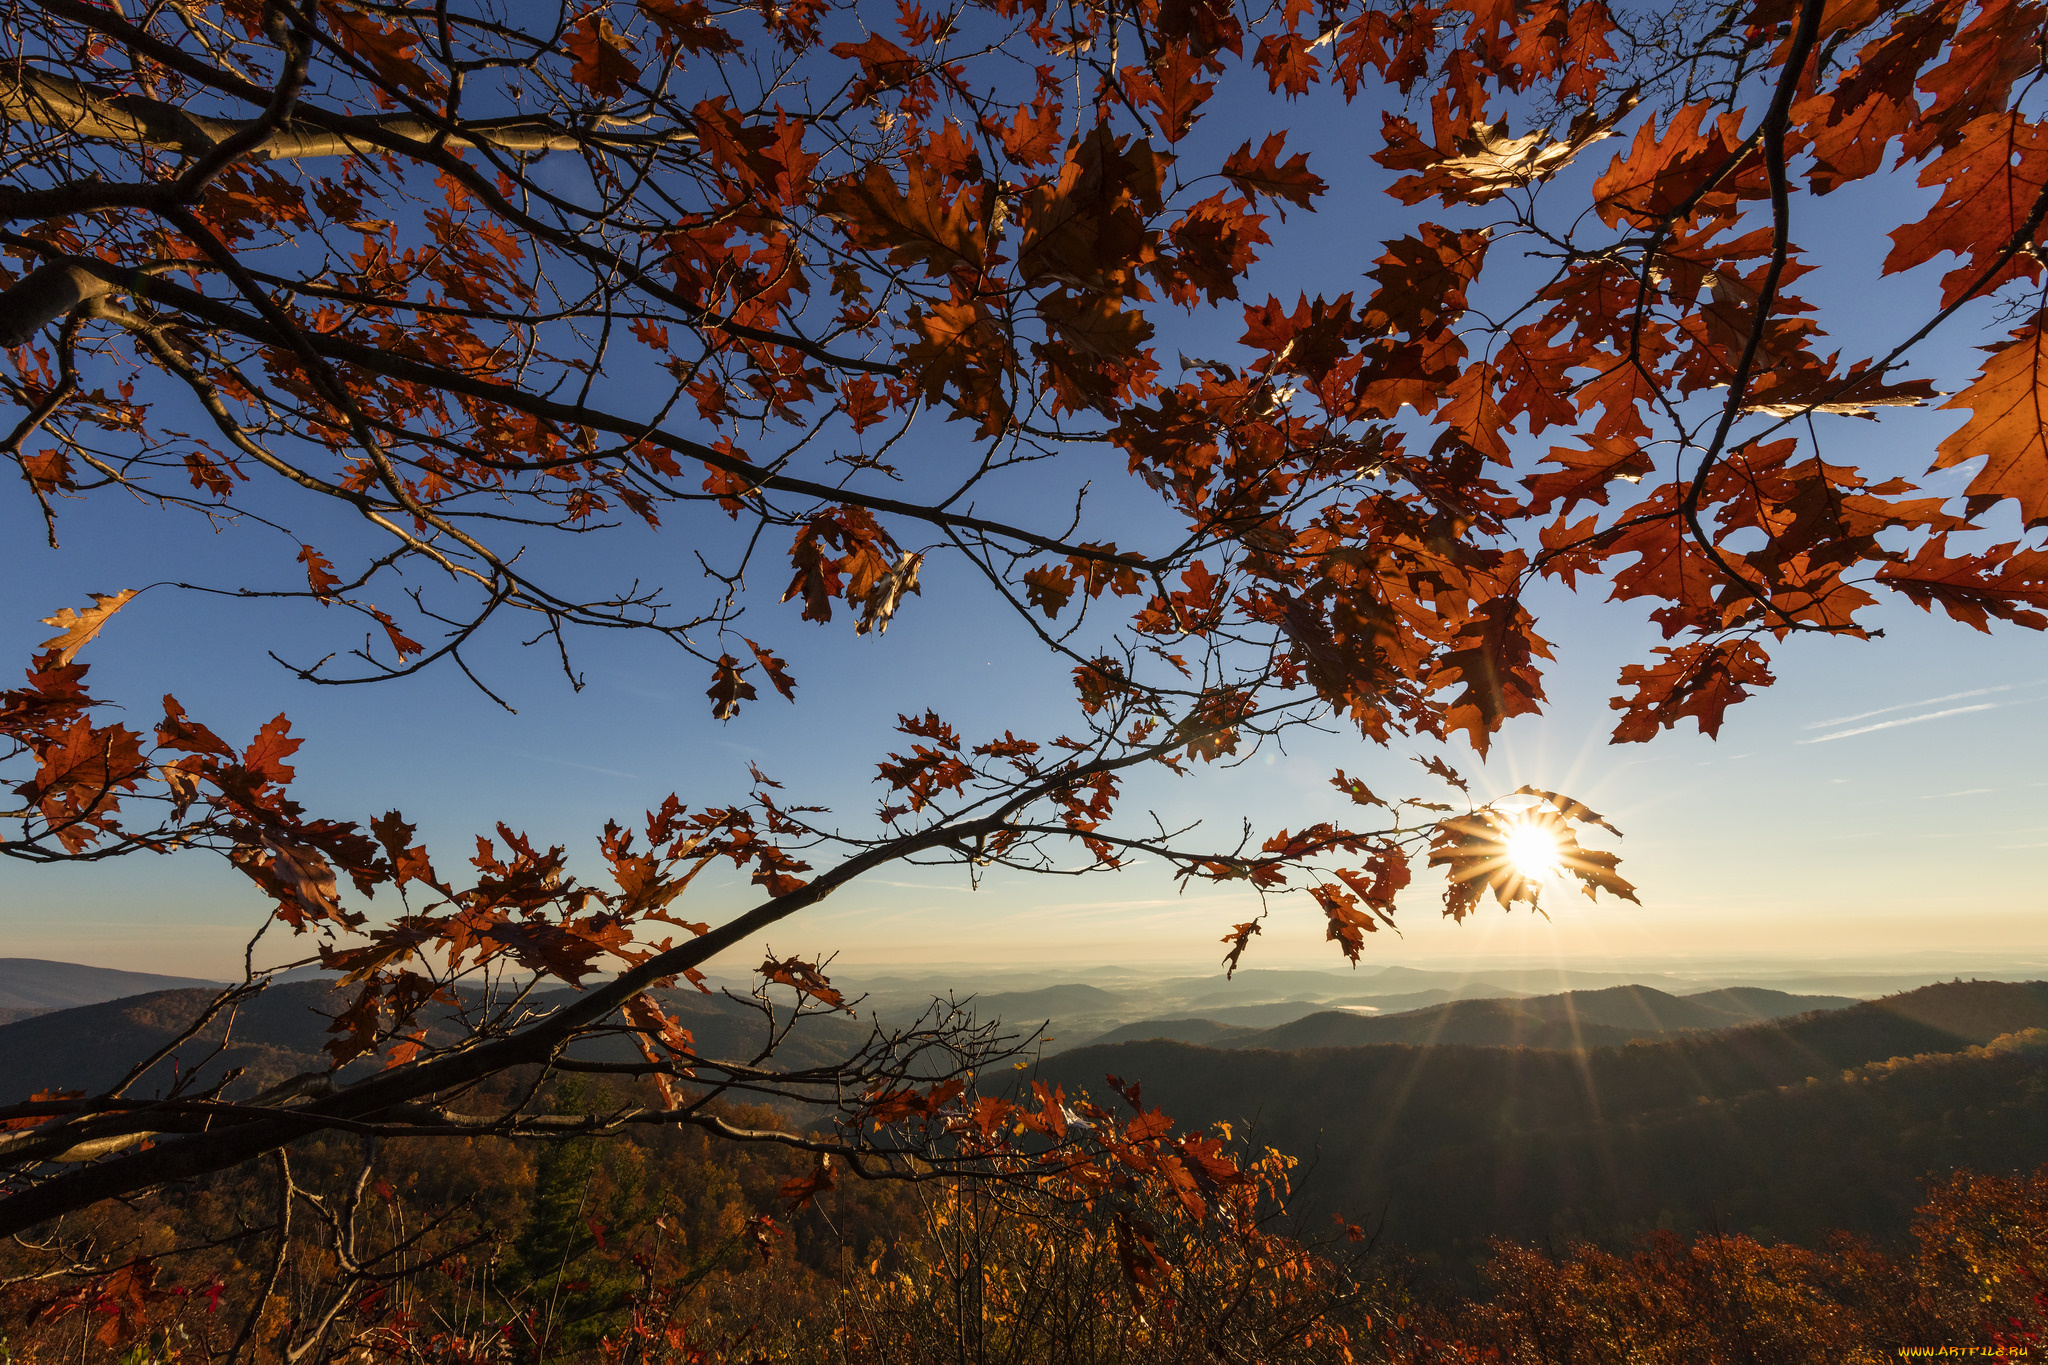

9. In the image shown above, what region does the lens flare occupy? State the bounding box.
[1501,817,1565,882]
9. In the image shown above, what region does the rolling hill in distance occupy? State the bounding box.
[6,957,2045,1272]
[0,981,875,1104]
[1035,980,2048,1266]
[827,958,2037,1051]
[0,976,1866,1102]
[1164,984,1860,1051]
[0,958,221,1023]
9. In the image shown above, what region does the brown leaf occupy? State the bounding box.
[371,810,438,888]
[38,590,138,666]
[1222,133,1327,214]
[264,836,345,924]
[1024,564,1076,618]
[779,1154,837,1209]
[1001,99,1063,166]
[1591,102,1760,227]
[855,551,923,636]
[298,545,341,601]
[1933,315,2048,529]
[1329,769,1386,807]
[1313,884,1377,963]
[823,160,986,278]
[566,10,641,98]
[1522,435,1655,516]
[1434,595,1551,752]
[623,993,696,1061]
[637,0,739,57]
[759,954,846,1009]
[1125,42,1214,141]
[1219,914,1263,977]
[324,982,382,1067]
[706,653,757,721]
[1877,536,2048,632]
[22,448,70,492]
[743,637,798,701]
[2,1088,82,1132]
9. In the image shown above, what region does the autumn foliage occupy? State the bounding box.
[3,1099,2047,1363]
[3,0,2048,1343]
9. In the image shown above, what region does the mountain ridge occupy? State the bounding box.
[1031,980,2048,1260]
[1075,983,1855,1051]
[0,958,221,1011]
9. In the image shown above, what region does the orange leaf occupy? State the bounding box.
[1933,314,2048,529]
[298,545,341,601]
[22,448,70,492]
[37,590,138,666]
[1222,133,1327,214]
[1609,640,1777,742]
[1883,113,2048,307]
[743,637,798,701]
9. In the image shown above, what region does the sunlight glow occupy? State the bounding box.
[1501,818,1566,883]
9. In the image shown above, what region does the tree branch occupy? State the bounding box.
[0,65,694,166]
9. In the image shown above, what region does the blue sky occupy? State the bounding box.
[6,482,2041,980]
[3,52,2043,982]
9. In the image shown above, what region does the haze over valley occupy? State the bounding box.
[11,955,2046,1269]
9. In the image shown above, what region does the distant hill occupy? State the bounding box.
[560,986,871,1080]
[0,959,219,1011]
[1034,980,2048,1264]
[0,986,342,1101]
[1237,999,1634,1050]
[1325,988,1495,1013]
[824,963,1987,1053]
[1191,1001,1340,1028]
[11,970,2044,1269]
[1064,1000,1343,1042]
[1078,1017,1259,1049]
[0,980,874,1104]
[1860,978,2048,1040]
[1174,969,1541,1010]
[1228,984,1855,1050]
[965,984,1131,1018]
[1679,985,1858,1019]
[1063,984,1854,1052]
[1173,968,1359,1002]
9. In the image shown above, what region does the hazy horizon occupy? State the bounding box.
[8,948,2044,1003]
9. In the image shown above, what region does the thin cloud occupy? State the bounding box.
[1798,703,2001,744]
[1920,787,1994,800]
[474,744,644,781]
[1805,684,2017,730]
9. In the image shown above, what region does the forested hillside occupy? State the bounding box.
[1037,982,2048,1262]
[3,1067,2044,1364]
[1211,983,1856,1050]
[0,983,872,1105]
[0,959,219,1012]
[10,977,2044,1274]
[1067,982,1853,1049]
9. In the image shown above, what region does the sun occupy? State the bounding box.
[1500,816,1566,882]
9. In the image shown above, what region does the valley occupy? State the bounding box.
[6,959,2044,1270]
